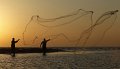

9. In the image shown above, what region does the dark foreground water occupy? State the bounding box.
[0,50,120,69]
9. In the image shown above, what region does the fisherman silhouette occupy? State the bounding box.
[11,38,20,57]
[40,38,50,56]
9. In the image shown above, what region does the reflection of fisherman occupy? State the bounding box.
[40,38,50,56]
[11,38,20,57]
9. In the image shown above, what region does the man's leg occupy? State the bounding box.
[43,49,46,56]
[13,48,15,57]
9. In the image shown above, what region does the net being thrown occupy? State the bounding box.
[22,9,118,47]
[22,9,93,46]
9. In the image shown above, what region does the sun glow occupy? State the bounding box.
[0,10,15,46]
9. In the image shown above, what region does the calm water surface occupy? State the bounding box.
[0,50,120,69]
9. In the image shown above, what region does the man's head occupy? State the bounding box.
[12,38,15,41]
[44,38,46,41]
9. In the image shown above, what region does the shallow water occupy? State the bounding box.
[0,50,120,69]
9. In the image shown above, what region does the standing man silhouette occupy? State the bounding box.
[11,38,20,57]
[40,38,50,56]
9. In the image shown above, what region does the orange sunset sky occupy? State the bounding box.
[0,0,120,47]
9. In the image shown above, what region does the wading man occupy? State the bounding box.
[11,38,20,57]
[40,38,50,56]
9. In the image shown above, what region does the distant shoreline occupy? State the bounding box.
[0,47,119,54]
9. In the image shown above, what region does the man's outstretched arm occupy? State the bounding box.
[47,39,50,42]
[15,39,20,43]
